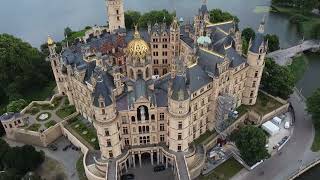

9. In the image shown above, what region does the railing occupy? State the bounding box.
[287,157,320,180]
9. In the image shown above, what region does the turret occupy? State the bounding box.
[106,0,125,33]
[243,17,268,105]
[92,75,121,159]
[170,17,180,57]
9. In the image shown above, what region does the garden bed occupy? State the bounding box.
[27,123,41,132]
[45,120,57,129]
[56,105,76,119]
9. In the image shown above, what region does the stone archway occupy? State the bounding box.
[141,152,151,166]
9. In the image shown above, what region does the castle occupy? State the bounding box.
[46,0,267,179]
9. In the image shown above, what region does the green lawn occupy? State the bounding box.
[193,130,218,146]
[76,155,88,180]
[45,120,57,129]
[245,92,284,115]
[289,54,309,83]
[56,105,76,119]
[69,117,99,150]
[27,123,41,132]
[201,157,243,180]
[311,125,320,152]
[271,5,320,38]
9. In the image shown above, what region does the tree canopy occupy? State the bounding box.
[6,99,28,113]
[241,27,256,43]
[307,88,320,125]
[272,0,320,10]
[265,34,280,53]
[209,9,239,25]
[0,140,44,178]
[230,126,269,166]
[125,10,174,29]
[0,34,53,106]
[261,59,295,99]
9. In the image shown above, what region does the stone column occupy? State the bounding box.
[165,157,168,168]
[124,162,128,172]
[138,153,142,167]
[157,150,160,165]
[151,152,154,165]
[132,155,136,168]
[128,156,132,167]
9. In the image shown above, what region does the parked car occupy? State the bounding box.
[120,174,134,180]
[153,165,165,172]
[48,144,58,151]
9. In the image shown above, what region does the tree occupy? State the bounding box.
[137,10,174,28]
[0,124,5,137]
[241,27,255,43]
[310,23,320,39]
[125,11,141,29]
[0,139,9,169]
[6,99,28,113]
[230,126,269,166]
[261,59,295,99]
[307,88,320,125]
[0,34,53,103]
[2,145,44,175]
[64,27,73,38]
[265,34,280,53]
[209,9,239,25]
[40,41,62,57]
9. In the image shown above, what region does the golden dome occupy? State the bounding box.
[47,35,54,45]
[127,26,150,59]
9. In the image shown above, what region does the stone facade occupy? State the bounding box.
[45,1,267,179]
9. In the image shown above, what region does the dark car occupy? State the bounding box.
[153,165,165,172]
[120,174,134,180]
[48,144,58,151]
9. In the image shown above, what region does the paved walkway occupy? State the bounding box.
[267,40,320,66]
[233,90,320,180]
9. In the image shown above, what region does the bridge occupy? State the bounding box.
[266,40,320,66]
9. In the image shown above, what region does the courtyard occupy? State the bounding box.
[126,162,174,180]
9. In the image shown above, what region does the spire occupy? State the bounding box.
[202,0,208,4]
[47,35,54,46]
[133,25,140,39]
[258,15,266,34]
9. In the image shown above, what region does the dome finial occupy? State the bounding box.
[134,25,140,39]
[47,35,54,45]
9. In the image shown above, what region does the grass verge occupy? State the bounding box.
[311,124,320,151]
[200,157,243,180]
[288,54,308,83]
[76,155,88,180]
[244,92,284,115]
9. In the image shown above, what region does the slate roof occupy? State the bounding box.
[0,112,21,122]
[197,49,224,76]
[250,33,264,53]
[186,64,212,93]
[92,72,115,107]
[171,75,189,101]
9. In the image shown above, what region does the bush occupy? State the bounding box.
[27,123,41,132]
[26,107,40,115]
[44,120,57,129]
[56,105,76,119]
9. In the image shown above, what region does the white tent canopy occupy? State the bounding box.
[272,116,282,125]
[262,121,280,136]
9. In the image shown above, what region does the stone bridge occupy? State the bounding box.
[267,40,320,66]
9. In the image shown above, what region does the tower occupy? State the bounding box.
[106,0,125,33]
[242,18,268,105]
[170,17,180,58]
[194,0,209,37]
[47,36,66,96]
[167,59,190,152]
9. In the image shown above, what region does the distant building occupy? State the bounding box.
[45,0,268,179]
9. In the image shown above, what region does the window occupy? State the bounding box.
[105,129,110,136]
[162,51,168,56]
[178,122,182,129]
[124,138,130,145]
[100,102,104,107]
[250,91,254,98]
[153,52,159,56]
[102,109,105,115]
[123,127,128,134]
[109,151,113,158]
[160,124,165,131]
[153,44,158,48]
[162,59,168,64]
[107,139,112,147]
[178,144,182,151]
[163,38,167,42]
[151,114,155,120]
[131,116,135,123]
[160,134,165,142]
[139,136,150,144]
[178,133,182,140]
[252,81,257,88]
[138,126,150,134]
[4,124,7,128]
[255,71,259,77]
[117,16,120,21]
[194,105,198,111]
[249,99,253,104]
[122,116,127,124]
[154,59,159,64]
[163,68,167,74]
[159,113,165,121]
[116,10,119,14]
[163,44,167,48]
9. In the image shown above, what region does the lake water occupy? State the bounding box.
[0,0,301,48]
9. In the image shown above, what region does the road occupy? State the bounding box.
[235,90,320,180]
[4,136,81,180]
[267,40,320,66]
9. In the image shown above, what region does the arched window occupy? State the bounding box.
[130,69,134,79]
[146,67,150,78]
[137,69,143,79]
[154,69,159,75]
[163,68,167,75]
[131,116,136,123]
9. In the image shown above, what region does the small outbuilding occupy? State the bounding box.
[262,121,280,136]
[272,116,282,125]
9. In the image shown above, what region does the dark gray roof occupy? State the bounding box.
[197,49,224,76]
[125,30,150,43]
[249,33,264,53]
[155,89,168,107]
[199,4,208,15]
[212,22,235,34]
[225,48,246,68]
[134,78,148,99]
[0,112,21,122]
[180,27,194,48]
[92,72,115,107]
[186,64,212,93]
[116,93,128,111]
[171,75,189,101]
